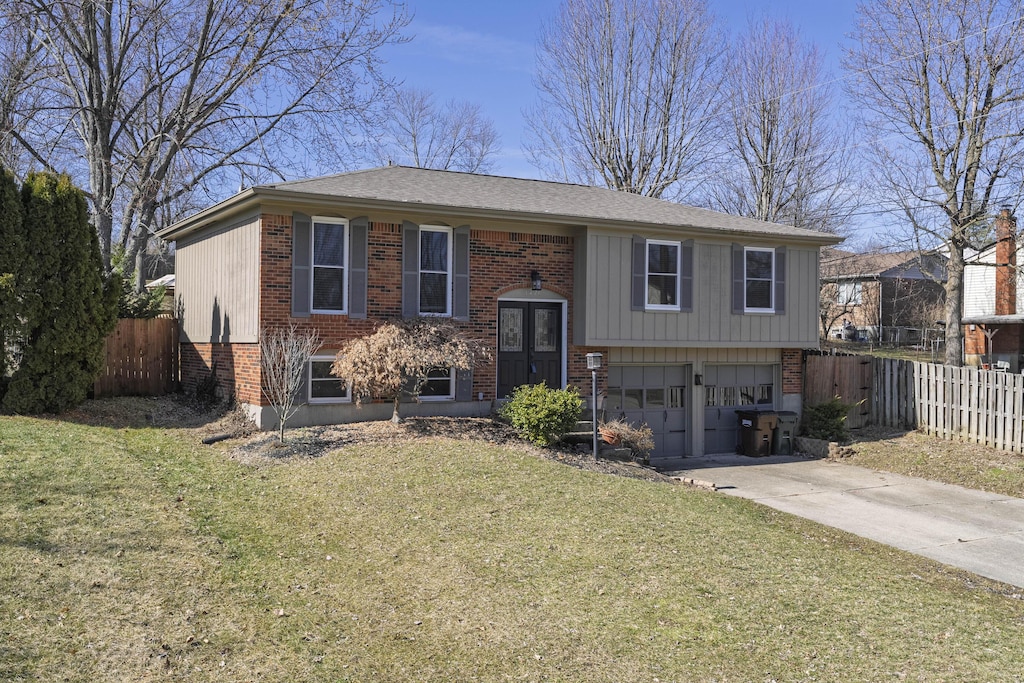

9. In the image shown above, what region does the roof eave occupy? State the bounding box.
[158,186,844,246]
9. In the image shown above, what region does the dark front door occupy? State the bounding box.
[497,301,563,397]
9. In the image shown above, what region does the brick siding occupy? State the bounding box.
[192,213,599,406]
[782,349,802,394]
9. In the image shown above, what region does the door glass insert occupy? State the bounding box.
[668,386,685,408]
[624,389,643,409]
[605,388,623,411]
[704,386,717,406]
[533,308,558,352]
[646,388,665,408]
[499,308,523,352]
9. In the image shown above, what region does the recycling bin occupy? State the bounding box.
[737,410,778,457]
[772,411,800,455]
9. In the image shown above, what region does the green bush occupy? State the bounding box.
[802,397,852,443]
[501,382,583,446]
[1,172,118,414]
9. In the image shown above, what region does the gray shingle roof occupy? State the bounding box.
[261,166,839,242]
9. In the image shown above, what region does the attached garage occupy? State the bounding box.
[702,364,777,454]
[605,365,691,465]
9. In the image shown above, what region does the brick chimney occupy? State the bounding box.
[995,207,1017,316]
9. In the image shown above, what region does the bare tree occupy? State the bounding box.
[0,11,49,175]
[332,319,489,423]
[371,87,500,173]
[844,0,1024,366]
[10,0,408,280]
[524,0,725,199]
[708,17,853,234]
[260,325,321,443]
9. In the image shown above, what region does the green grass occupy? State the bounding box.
[849,429,1024,499]
[3,408,1024,681]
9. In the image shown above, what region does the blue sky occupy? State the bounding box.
[381,0,862,181]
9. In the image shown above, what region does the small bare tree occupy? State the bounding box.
[331,319,489,423]
[260,325,321,442]
[371,87,501,173]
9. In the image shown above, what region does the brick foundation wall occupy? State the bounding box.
[782,349,802,394]
[180,342,261,405]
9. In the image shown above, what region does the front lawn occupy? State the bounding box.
[2,401,1022,681]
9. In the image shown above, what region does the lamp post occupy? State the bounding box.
[586,352,602,461]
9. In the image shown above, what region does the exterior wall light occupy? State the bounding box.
[531,270,543,291]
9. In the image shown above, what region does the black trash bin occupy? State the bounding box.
[773,411,799,455]
[737,410,778,457]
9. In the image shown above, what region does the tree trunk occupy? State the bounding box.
[391,394,402,423]
[943,243,965,367]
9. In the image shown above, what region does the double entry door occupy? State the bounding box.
[496,301,563,398]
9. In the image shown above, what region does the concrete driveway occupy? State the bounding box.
[668,454,1024,589]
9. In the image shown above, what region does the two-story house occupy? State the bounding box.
[157,166,841,465]
[963,208,1024,369]
[820,248,946,344]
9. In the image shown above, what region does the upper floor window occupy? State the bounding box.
[420,226,452,315]
[308,355,350,404]
[647,240,680,309]
[838,281,862,305]
[631,236,693,312]
[311,217,348,313]
[744,247,774,312]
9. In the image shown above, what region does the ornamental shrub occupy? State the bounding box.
[0,166,24,388]
[501,382,583,446]
[2,172,119,414]
[801,397,852,443]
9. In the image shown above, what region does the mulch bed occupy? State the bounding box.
[66,396,673,483]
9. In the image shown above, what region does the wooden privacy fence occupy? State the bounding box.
[806,353,1024,454]
[94,318,179,397]
[873,358,1024,453]
[803,354,874,429]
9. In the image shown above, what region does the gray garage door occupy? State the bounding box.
[703,364,776,454]
[605,365,691,465]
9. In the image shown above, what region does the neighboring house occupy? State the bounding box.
[963,208,1023,370]
[145,273,175,315]
[819,248,946,344]
[157,166,841,464]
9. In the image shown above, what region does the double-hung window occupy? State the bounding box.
[419,226,452,315]
[838,282,862,305]
[744,247,775,312]
[419,367,454,400]
[646,240,680,309]
[308,355,350,403]
[311,217,349,313]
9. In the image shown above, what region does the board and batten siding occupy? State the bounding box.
[176,214,261,344]
[583,233,820,347]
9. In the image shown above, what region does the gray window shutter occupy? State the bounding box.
[774,246,786,315]
[680,239,694,312]
[292,212,312,317]
[349,217,369,319]
[402,221,420,318]
[731,243,745,314]
[455,368,474,401]
[296,361,310,406]
[453,225,470,321]
[631,235,646,310]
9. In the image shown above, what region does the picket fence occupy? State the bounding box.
[93,317,179,397]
